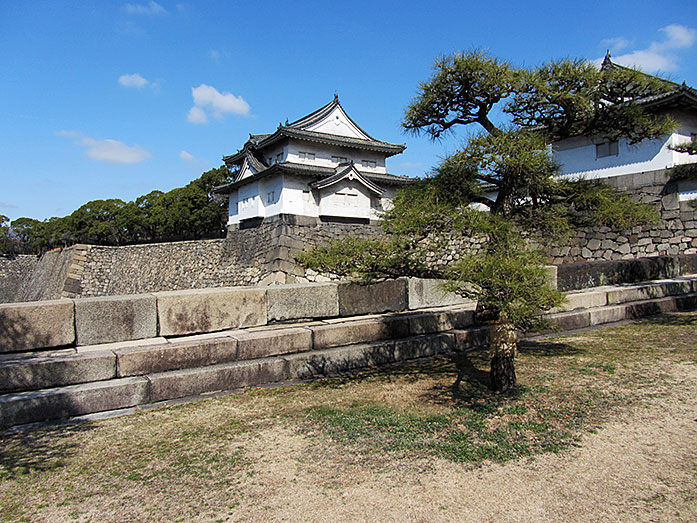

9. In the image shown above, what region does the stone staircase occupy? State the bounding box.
[2,276,696,431]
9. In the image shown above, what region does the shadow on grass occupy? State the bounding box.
[637,312,697,328]
[518,340,582,358]
[0,422,95,480]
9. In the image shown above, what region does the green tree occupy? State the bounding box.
[0,215,12,255]
[301,50,669,391]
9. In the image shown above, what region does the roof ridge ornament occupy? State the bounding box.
[601,50,612,69]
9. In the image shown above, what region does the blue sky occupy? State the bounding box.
[2,0,696,221]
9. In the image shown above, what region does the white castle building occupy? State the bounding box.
[552,54,697,201]
[214,95,412,228]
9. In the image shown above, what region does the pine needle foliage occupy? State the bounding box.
[444,234,565,331]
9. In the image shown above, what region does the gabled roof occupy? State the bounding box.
[310,164,384,195]
[222,95,406,164]
[233,152,267,182]
[212,161,414,195]
[600,52,697,110]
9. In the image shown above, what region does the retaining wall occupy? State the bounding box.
[2,275,697,429]
[0,277,467,353]
[0,255,38,302]
[4,168,697,303]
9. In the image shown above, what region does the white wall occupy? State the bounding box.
[554,109,697,180]
[227,190,239,225]
[285,139,387,174]
[318,179,372,219]
[237,182,262,222]
[304,104,372,140]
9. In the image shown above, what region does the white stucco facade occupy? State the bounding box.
[226,173,399,225]
[218,96,410,227]
[553,109,697,180]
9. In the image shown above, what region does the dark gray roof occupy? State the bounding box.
[213,161,415,195]
[310,164,384,195]
[600,53,697,109]
[222,95,406,164]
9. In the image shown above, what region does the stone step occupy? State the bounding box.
[0,333,457,428]
[0,306,475,396]
[554,277,696,313]
[1,284,696,430]
[0,376,150,429]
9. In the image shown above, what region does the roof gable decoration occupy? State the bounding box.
[297,101,373,142]
[310,164,385,195]
[234,153,265,182]
[600,52,697,109]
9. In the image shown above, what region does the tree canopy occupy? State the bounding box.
[300,50,670,391]
[2,165,232,255]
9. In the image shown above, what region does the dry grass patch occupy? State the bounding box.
[1,312,696,521]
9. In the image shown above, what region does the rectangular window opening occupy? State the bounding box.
[596,140,619,158]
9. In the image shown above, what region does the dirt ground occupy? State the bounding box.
[1,314,696,522]
[231,362,697,522]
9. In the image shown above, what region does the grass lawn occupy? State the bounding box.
[1,312,696,522]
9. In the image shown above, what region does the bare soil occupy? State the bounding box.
[1,313,696,522]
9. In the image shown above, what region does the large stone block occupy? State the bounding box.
[115,336,238,377]
[589,305,627,326]
[606,284,661,305]
[0,349,116,393]
[408,308,475,335]
[74,294,157,346]
[393,333,456,360]
[311,316,409,350]
[232,327,312,360]
[547,310,591,331]
[675,292,697,310]
[451,326,490,350]
[148,358,288,402]
[266,283,338,322]
[0,299,75,353]
[156,287,267,336]
[625,297,677,319]
[284,340,398,380]
[555,289,607,312]
[337,279,408,316]
[407,278,468,310]
[0,377,150,429]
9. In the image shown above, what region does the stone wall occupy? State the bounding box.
[226,214,383,285]
[18,248,75,302]
[546,169,696,263]
[420,168,696,269]
[4,168,696,303]
[0,255,38,302]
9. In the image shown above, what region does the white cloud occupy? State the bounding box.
[119,73,149,88]
[598,24,696,73]
[601,37,632,53]
[187,84,250,124]
[659,24,697,49]
[124,1,166,15]
[58,131,151,164]
[179,150,194,161]
[187,106,208,124]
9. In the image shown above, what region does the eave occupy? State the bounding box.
[212,162,415,195]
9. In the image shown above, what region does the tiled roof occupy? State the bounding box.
[222,96,406,164]
[213,161,415,195]
[310,164,384,195]
[254,127,406,156]
[600,53,697,108]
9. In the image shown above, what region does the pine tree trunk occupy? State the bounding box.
[489,316,519,392]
